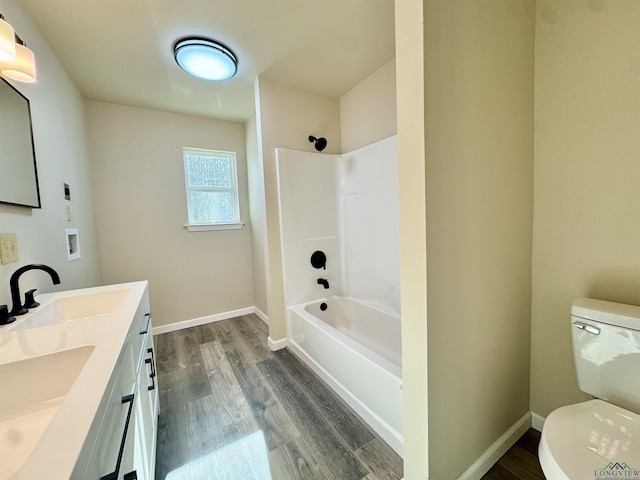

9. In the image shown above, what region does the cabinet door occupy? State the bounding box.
[134,330,157,480]
[81,345,138,480]
[78,288,155,480]
[143,331,158,420]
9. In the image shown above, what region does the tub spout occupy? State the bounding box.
[317,278,330,289]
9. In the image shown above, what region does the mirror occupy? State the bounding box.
[0,77,41,208]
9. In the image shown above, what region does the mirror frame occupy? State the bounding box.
[0,77,41,209]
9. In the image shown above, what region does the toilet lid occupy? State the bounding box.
[539,399,640,480]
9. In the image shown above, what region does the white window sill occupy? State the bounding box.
[184,222,245,232]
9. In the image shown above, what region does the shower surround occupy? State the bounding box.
[276,135,400,313]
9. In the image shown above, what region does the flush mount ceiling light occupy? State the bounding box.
[173,37,237,81]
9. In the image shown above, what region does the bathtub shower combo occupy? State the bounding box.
[276,135,402,455]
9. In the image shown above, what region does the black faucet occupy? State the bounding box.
[317,278,330,289]
[9,264,61,316]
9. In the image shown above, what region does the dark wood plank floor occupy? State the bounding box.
[154,314,404,480]
[481,429,545,480]
[154,314,546,480]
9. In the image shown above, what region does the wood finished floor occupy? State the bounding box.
[154,314,404,480]
[154,314,545,480]
[481,429,545,480]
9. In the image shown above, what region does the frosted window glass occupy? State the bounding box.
[183,148,239,225]
[186,154,232,187]
[189,191,234,223]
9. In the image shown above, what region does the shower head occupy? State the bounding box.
[308,135,327,152]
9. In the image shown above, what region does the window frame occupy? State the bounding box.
[182,147,244,231]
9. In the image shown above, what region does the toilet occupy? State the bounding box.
[539,298,640,479]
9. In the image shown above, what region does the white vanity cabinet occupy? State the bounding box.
[74,288,157,480]
[132,311,159,480]
[75,340,137,480]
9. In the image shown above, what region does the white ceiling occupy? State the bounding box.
[21,0,396,122]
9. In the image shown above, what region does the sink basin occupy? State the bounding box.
[10,288,129,331]
[0,345,95,478]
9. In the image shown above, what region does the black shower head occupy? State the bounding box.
[308,135,327,152]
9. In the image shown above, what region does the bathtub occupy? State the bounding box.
[286,296,403,456]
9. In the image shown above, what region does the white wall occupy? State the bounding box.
[395,0,428,477]
[340,59,397,153]
[245,114,268,318]
[0,0,101,308]
[254,77,341,341]
[85,101,254,328]
[424,1,534,478]
[530,0,640,419]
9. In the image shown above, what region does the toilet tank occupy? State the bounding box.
[571,298,640,414]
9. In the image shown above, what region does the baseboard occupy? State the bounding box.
[531,412,545,432]
[253,306,269,324]
[457,411,532,480]
[267,336,287,351]
[152,306,255,335]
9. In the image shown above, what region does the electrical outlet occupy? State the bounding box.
[0,234,19,264]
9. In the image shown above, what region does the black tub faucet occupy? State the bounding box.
[9,264,61,316]
[317,278,330,289]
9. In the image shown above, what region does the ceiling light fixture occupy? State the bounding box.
[173,37,237,81]
[0,13,37,83]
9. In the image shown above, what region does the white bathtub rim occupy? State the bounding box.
[288,300,402,379]
[287,338,404,457]
[305,294,401,320]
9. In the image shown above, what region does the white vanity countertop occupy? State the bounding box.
[0,281,148,480]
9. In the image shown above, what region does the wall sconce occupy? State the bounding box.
[0,14,16,61]
[0,14,37,83]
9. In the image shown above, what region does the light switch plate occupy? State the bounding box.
[0,233,19,264]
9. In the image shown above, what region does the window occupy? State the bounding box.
[183,147,243,231]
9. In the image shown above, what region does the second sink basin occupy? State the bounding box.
[10,288,129,331]
[0,345,95,478]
